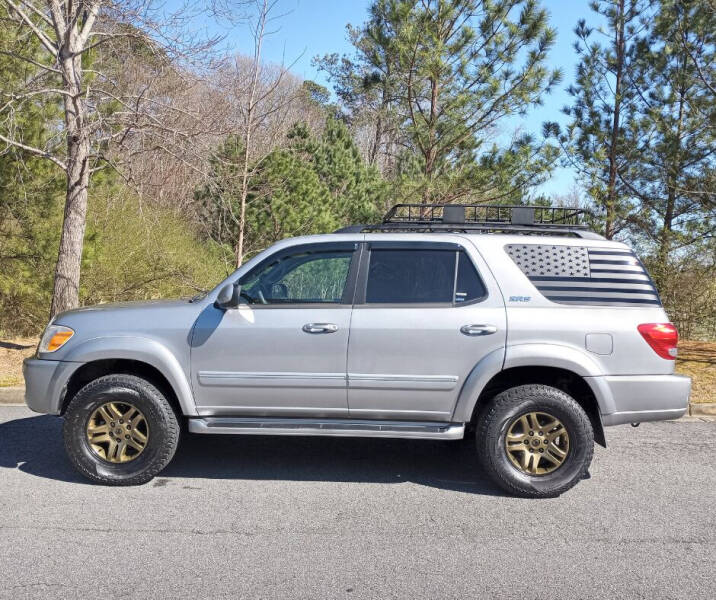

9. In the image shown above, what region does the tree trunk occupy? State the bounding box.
[236,135,251,268]
[50,52,90,317]
[605,0,625,240]
[654,54,687,293]
[654,191,675,292]
[422,76,439,206]
[369,114,383,167]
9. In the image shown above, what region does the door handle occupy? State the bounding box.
[302,323,338,334]
[460,324,498,336]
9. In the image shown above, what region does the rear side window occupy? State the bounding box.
[504,244,661,307]
[366,250,454,303]
[365,248,486,304]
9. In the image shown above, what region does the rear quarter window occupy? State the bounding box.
[504,244,661,307]
[455,251,486,303]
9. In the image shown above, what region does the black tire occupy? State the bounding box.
[63,374,180,485]
[476,384,594,498]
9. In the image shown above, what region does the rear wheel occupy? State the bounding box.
[476,384,594,498]
[63,374,180,485]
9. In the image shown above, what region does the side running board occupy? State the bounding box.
[188,418,465,440]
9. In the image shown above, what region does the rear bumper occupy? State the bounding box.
[586,374,691,426]
[23,358,79,415]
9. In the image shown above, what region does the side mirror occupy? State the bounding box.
[215,282,241,310]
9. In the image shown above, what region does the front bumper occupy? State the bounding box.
[23,358,79,414]
[587,374,691,426]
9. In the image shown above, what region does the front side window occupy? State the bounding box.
[239,250,353,304]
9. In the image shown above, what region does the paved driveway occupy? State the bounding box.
[0,405,714,599]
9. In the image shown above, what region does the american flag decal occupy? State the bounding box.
[505,244,661,307]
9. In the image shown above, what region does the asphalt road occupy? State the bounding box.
[0,405,714,600]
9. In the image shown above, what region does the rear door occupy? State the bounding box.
[346,239,506,422]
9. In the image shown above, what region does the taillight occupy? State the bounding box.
[637,323,679,360]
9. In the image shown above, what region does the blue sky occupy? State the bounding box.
[217,0,598,198]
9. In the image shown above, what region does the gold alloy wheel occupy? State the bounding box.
[86,402,149,463]
[505,411,570,476]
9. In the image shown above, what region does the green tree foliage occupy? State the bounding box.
[197,118,386,260]
[314,2,401,168]
[0,157,63,333]
[1,168,227,336]
[0,20,64,333]
[320,0,562,204]
[287,119,387,223]
[80,180,228,307]
[301,80,334,109]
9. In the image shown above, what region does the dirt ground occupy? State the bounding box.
[0,337,37,387]
[676,340,716,403]
[0,335,713,402]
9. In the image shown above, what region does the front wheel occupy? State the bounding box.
[63,374,180,485]
[476,384,594,498]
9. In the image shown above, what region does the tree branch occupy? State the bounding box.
[0,131,66,169]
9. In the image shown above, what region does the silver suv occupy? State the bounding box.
[23,204,691,496]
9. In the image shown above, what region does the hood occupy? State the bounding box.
[51,297,206,341]
[56,298,191,317]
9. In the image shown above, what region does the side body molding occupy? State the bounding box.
[62,336,197,416]
[451,343,617,424]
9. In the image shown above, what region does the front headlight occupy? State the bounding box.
[38,325,75,353]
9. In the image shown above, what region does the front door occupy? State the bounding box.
[346,240,506,422]
[191,242,359,417]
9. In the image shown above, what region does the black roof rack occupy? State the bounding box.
[334,204,603,239]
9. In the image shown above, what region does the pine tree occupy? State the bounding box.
[623,0,715,291]
[288,119,387,223]
[555,0,714,309]
[315,1,401,171]
[320,0,562,205]
[546,0,648,238]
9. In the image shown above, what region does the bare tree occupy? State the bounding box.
[235,0,269,267]
[199,58,322,268]
[204,0,305,267]
[0,1,225,316]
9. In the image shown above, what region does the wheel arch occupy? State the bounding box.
[453,346,608,447]
[59,337,196,416]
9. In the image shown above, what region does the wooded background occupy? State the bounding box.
[1,0,714,339]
